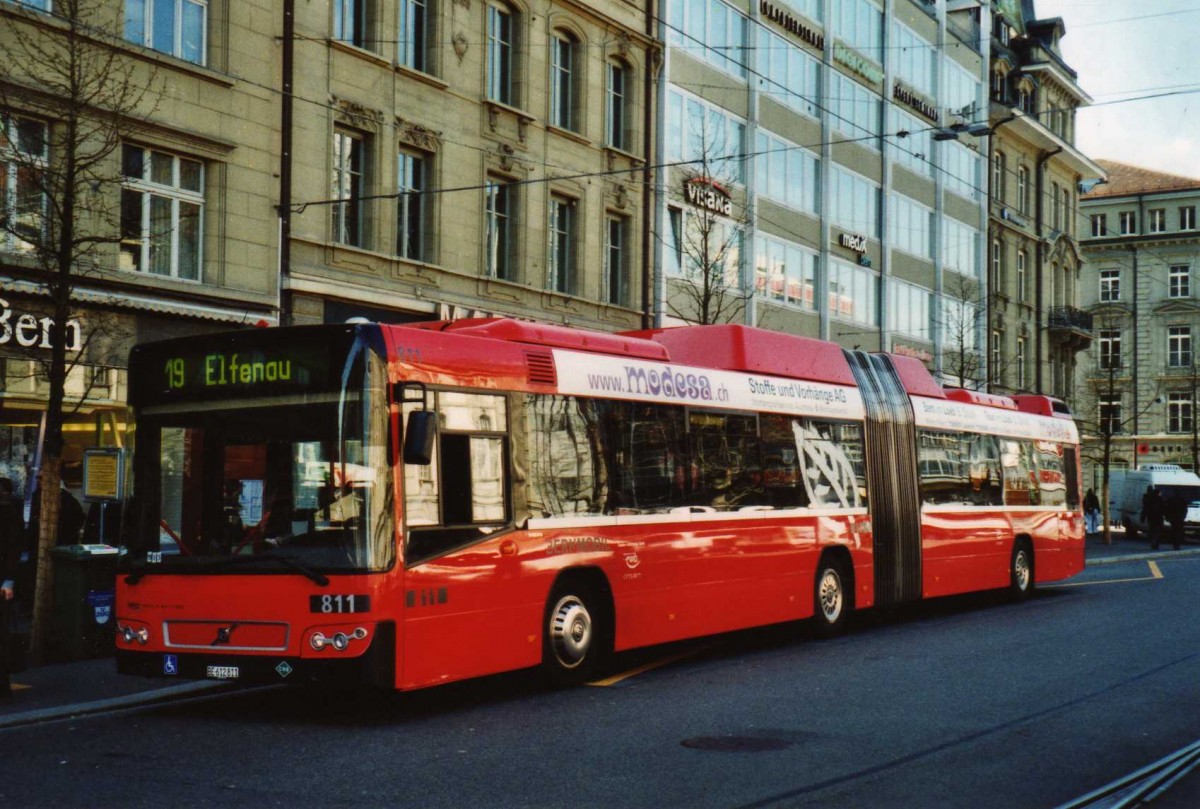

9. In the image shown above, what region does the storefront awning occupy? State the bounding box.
[0,278,278,325]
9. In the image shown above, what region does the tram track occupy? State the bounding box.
[1056,740,1200,809]
[733,647,1200,809]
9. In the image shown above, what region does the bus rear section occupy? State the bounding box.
[117,324,400,686]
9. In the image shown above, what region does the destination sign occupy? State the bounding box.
[129,326,360,407]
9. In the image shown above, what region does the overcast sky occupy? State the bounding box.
[1033,0,1200,179]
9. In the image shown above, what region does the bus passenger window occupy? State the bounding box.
[762,415,864,509]
[689,410,761,510]
[438,434,505,524]
[403,391,510,563]
[1034,441,1067,507]
[1001,439,1039,506]
[611,404,687,512]
[525,395,609,518]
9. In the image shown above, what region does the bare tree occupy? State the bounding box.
[661,112,747,325]
[936,273,986,389]
[1073,315,1158,545]
[0,0,159,660]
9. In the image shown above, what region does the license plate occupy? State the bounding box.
[206,665,240,680]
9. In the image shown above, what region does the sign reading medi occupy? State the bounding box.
[553,349,866,421]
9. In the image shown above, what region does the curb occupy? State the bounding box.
[0,680,233,730]
[1086,547,1200,567]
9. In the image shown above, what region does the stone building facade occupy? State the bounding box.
[985,0,1102,400]
[284,0,656,331]
[1080,161,1200,484]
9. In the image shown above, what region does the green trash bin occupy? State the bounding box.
[50,545,119,661]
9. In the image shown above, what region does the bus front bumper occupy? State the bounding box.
[115,622,395,687]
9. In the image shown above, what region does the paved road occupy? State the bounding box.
[2,557,1199,808]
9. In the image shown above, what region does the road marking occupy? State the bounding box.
[9,683,30,691]
[1051,560,1164,588]
[588,645,712,687]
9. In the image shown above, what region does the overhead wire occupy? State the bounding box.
[9,0,1195,307]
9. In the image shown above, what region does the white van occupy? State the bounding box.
[1115,464,1200,539]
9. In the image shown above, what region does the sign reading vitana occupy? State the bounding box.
[683,178,733,217]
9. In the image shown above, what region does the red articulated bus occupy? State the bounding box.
[116,318,1084,689]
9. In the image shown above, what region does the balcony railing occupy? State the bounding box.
[1048,306,1094,334]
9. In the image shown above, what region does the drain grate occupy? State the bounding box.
[680,735,795,753]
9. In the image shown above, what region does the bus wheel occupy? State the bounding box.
[813,557,851,639]
[543,583,606,686]
[1009,541,1034,601]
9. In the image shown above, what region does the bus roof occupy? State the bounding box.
[620,324,859,387]
[405,318,669,360]
[943,388,1018,410]
[1012,394,1074,419]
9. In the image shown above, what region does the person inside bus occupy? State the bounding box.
[218,479,244,554]
[1142,486,1166,550]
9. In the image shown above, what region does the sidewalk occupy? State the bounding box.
[1084,526,1200,565]
[2,530,1195,729]
[0,654,231,729]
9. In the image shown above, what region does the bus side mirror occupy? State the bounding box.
[403,410,436,465]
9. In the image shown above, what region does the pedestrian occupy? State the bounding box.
[0,478,23,699]
[1084,488,1101,537]
[26,473,86,549]
[1143,486,1166,550]
[1166,491,1189,551]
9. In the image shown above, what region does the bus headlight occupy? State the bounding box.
[310,632,328,651]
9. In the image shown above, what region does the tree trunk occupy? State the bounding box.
[28,457,63,663]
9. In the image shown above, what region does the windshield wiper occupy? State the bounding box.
[124,551,332,586]
[201,553,331,586]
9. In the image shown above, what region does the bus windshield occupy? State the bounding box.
[124,341,394,575]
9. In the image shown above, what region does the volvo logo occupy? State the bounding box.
[211,624,239,646]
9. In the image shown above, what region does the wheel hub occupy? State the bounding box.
[1015,551,1031,590]
[550,596,592,668]
[819,569,843,622]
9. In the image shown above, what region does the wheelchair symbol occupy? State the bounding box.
[163,654,179,676]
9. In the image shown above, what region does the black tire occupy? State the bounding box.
[812,557,852,639]
[1009,541,1034,601]
[542,580,610,687]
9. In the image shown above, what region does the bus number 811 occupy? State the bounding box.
[310,595,370,614]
